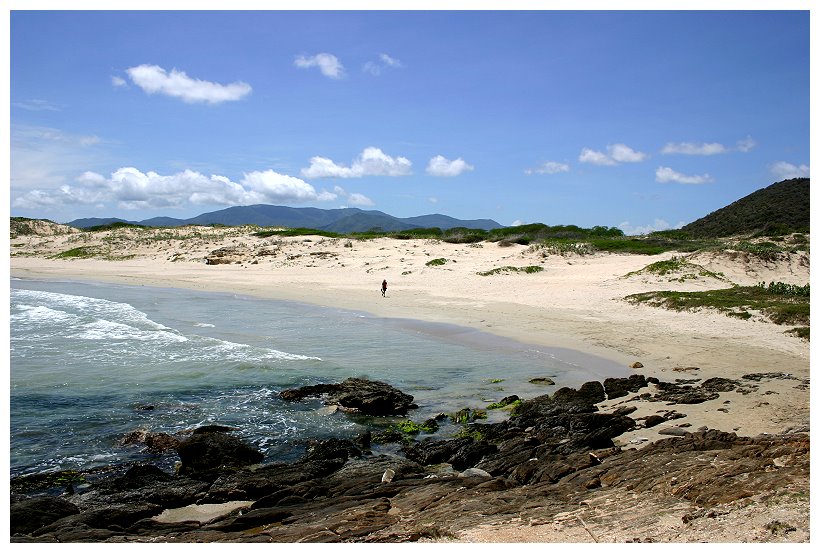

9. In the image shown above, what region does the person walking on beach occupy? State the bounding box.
[381,279,388,297]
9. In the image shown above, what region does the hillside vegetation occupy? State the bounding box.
[681,178,809,238]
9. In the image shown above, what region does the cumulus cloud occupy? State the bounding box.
[578,148,616,166]
[426,155,474,177]
[618,219,684,236]
[655,166,713,185]
[294,53,345,79]
[525,161,570,175]
[363,53,403,75]
[111,76,127,87]
[13,167,338,211]
[301,147,412,178]
[124,64,252,104]
[579,144,647,166]
[769,161,809,180]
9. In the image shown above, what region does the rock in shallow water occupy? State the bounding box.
[280,377,416,416]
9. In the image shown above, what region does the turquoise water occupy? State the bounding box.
[10,277,627,478]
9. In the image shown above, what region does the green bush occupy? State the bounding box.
[52,246,98,259]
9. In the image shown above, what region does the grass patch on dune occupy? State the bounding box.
[477,265,543,276]
[51,246,99,259]
[625,282,810,338]
[624,256,728,282]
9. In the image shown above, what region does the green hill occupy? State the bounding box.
[681,178,809,238]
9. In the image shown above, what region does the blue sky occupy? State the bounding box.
[7,7,811,232]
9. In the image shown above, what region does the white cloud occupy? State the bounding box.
[655,166,713,185]
[661,141,728,155]
[13,167,338,211]
[735,136,757,152]
[294,53,345,79]
[111,76,127,87]
[13,125,100,147]
[428,197,438,204]
[363,53,403,75]
[662,137,757,155]
[579,144,647,166]
[347,193,375,206]
[426,155,474,177]
[609,143,647,163]
[578,148,616,166]
[769,161,809,180]
[618,219,684,236]
[511,219,525,227]
[301,147,412,178]
[125,64,252,104]
[13,99,60,111]
[11,125,104,197]
[525,161,570,175]
[240,170,336,203]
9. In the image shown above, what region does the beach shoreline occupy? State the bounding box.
[9,228,810,442]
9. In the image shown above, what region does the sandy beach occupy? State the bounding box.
[9,223,811,541]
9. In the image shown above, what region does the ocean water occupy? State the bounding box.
[10,277,627,478]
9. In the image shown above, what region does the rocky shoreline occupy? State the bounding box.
[10,374,810,543]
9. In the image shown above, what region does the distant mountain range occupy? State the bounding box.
[681,178,809,238]
[67,205,504,232]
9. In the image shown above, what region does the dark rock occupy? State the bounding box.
[10,496,80,535]
[653,381,720,404]
[701,377,739,392]
[612,405,638,416]
[529,377,555,385]
[280,378,416,416]
[119,430,181,453]
[402,437,474,466]
[552,381,606,406]
[177,431,264,475]
[644,415,665,428]
[488,395,520,408]
[94,464,173,492]
[145,432,181,452]
[604,374,648,399]
[33,503,163,536]
[659,427,690,436]
[192,424,239,434]
[209,507,293,531]
[304,438,360,463]
[449,441,498,471]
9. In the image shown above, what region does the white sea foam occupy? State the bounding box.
[12,289,171,331]
[11,304,80,325]
[194,322,216,328]
[74,319,188,343]
[195,337,322,362]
